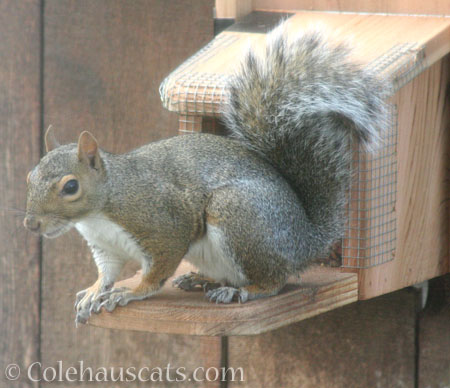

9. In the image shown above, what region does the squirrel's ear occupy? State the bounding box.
[77,131,101,170]
[44,125,60,152]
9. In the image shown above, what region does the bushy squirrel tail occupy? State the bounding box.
[223,23,389,255]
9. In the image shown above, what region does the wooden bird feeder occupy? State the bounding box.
[88,6,450,336]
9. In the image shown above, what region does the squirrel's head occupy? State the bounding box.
[24,127,107,238]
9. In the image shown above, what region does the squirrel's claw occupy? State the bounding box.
[95,287,130,312]
[97,287,150,312]
[172,272,221,292]
[74,289,88,311]
[206,286,249,304]
[74,290,98,326]
[98,291,125,312]
[75,289,95,313]
[96,286,128,300]
[89,297,106,314]
[74,287,130,325]
[74,282,114,325]
[75,307,91,326]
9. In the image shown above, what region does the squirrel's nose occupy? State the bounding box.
[24,216,41,232]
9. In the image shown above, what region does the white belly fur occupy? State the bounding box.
[76,215,247,286]
[75,213,149,270]
[184,224,248,287]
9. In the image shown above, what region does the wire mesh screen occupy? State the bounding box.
[341,43,425,268]
[160,38,426,269]
[159,33,235,119]
[341,104,398,268]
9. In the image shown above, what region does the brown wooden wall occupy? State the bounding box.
[0,2,449,388]
[1,1,217,388]
[0,2,41,388]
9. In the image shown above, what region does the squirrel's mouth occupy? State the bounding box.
[41,219,74,239]
[43,223,73,239]
[24,212,75,239]
[43,228,64,239]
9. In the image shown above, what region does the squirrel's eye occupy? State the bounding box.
[62,179,79,195]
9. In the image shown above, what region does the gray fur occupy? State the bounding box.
[223,24,389,257]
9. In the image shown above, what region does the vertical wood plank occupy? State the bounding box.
[0,1,41,387]
[228,290,417,387]
[41,1,219,387]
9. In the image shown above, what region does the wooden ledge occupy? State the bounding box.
[87,262,357,336]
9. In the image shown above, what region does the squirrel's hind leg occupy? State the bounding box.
[206,284,282,304]
[172,272,221,292]
[197,186,292,303]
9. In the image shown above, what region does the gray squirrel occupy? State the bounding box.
[23,22,388,324]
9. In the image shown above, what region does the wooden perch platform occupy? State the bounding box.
[87,262,357,336]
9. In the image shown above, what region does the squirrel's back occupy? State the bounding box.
[223,23,389,256]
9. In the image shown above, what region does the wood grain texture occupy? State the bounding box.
[253,0,450,15]
[358,57,450,299]
[41,1,218,387]
[215,0,252,19]
[0,1,41,387]
[228,289,417,388]
[88,262,357,336]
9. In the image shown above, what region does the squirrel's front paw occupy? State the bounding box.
[96,287,150,312]
[75,288,102,325]
[74,282,113,325]
[206,286,249,304]
[74,287,130,325]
